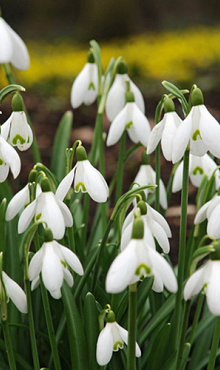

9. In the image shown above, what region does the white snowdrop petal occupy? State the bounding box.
[172,161,183,193]
[0,163,9,183]
[161,112,181,161]
[120,223,133,251]
[56,199,73,227]
[71,64,93,108]
[106,241,138,293]
[150,249,177,293]
[56,167,75,201]
[4,20,30,70]
[159,178,168,209]
[130,79,145,114]
[147,119,165,155]
[184,266,206,301]
[42,243,63,297]
[206,196,220,219]
[18,199,37,233]
[1,115,11,140]
[106,105,128,146]
[2,272,27,314]
[0,18,13,63]
[63,268,74,287]
[148,218,170,253]
[82,161,109,202]
[206,261,220,315]
[172,114,192,163]
[96,324,114,366]
[59,244,84,276]
[147,205,171,237]
[194,199,212,225]
[28,248,44,281]
[199,105,220,159]
[6,184,29,221]
[131,104,151,147]
[0,136,21,179]
[207,204,220,239]
[105,74,127,121]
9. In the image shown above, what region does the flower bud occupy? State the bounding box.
[76,146,87,161]
[11,93,24,112]
[116,60,128,75]
[191,86,204,106]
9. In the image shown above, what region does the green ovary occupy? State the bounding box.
[75,182,86,192]
[135,263,151,276]
[113,341,123,351]
[192,129,202,141]
[12,134,26,145]
[192,166,204,175]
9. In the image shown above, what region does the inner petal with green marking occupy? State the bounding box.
[113,341,123,351]
[12,134,26,145]
[135,263,151,276]
[75,182,86,192]
[192,166,204,175]
[126,121,133,129]
[88,82,95,91]
[192,129,202,141]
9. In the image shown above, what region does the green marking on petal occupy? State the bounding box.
[126,121,133,129]
[61,260,67,268]
[113,341,123,351]
[135,264,151,276]
[192,129,202,141]
[75,182,86,192]
[36,213,42,221]
[12,134,26,145]
[88,82,95,91]
[192,166,204,175]
[0,159,4,165]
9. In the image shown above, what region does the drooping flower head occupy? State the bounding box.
[28,228,84,299]
[184,242,220,316]
[96,309,141,366]
[106,217,177,294]
[56,145,109,203]
[106,88,150,148]
[70,51,98,109]
[0,14,30,70]
[172,86,220,163]
[105,59,145,122]
[172,153,220,193]
[133,151,167,209]
[1,93,33,151]
[147,96,182,161]
[18,177,73,240]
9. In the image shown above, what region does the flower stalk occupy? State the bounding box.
[127,283,137,370]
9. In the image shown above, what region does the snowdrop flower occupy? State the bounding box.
[133,153,167,209]
[18,177,73,240]
[29,228,83,299]
[0,15,30,70]
[106,217,177,294]
[194,191,220,239]
[96,310,141,366]
[147,97,182,161]
[56,145,109,203]
[70,51,98,109]
[0,134,21,182]
[1,94,33,151]
[106,90,150,148]
[1,271,27,313]
[172,153,220,193]
[106,60,145,121]
[121,200,171,253]
[6,171,41,221]
[184,244,220,316]
[172,86,220,164]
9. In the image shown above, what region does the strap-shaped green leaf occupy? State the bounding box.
[84,293,99,370]
[51,110,73,181]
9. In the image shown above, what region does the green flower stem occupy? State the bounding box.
[175,301,191,370]
[115,131,126,202]
[1,318,17,370]
[3,63,41,164]
[155,143,161,212]
[24,279,40,370]
[207,316,220,370]
[127,283,137,370]
[188,294,204,344]
[173,149,190,352]
[40,278,61,370]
